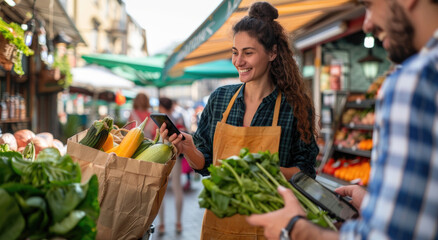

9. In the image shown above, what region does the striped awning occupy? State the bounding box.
[163,0,363,78]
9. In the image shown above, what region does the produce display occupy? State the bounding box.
[365,75,385,99]
[334,128,373,150]
[199,148,337,230]
[322,157,370,185]
[0,129,65,155]
[341,108,375,126]
[0,145,99,240]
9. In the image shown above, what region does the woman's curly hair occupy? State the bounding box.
[233,1,317,143]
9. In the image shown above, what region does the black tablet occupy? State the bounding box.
[290,172,359,221]
[150,113,185,140]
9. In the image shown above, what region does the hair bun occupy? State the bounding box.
[248,2,278,22]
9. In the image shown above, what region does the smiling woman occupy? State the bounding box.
[158,2,319,240]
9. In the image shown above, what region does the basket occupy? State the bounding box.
[40,66,61,82]
[0,35,16,71]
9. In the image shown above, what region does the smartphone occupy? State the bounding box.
[290,172,359,221]
[150,113,185,140]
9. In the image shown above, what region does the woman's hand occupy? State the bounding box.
[160,122,192,155]
[334,185,367,210]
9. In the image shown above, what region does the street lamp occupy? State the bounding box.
[358,34,382,81]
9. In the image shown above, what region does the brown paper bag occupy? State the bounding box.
[67,130,175,240]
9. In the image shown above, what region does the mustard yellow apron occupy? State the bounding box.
[200,86,282,240]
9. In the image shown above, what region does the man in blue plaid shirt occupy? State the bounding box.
[247,0,438,239]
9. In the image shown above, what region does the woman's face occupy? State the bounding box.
[232,31,276,83]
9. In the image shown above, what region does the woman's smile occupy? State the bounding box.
[232,32,273,83]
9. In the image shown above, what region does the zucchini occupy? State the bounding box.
[79,116,113,149]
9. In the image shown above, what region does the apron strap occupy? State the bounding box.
[272,91,282,127]
[221,85,244,123]
[221,84,282,126]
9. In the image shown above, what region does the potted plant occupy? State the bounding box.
[52,51,72,88]
[0,17,34,75]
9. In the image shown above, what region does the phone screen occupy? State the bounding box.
[150,113,185,140]
[291,172,358,221]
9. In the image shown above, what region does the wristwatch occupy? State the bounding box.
[280,215,305,240]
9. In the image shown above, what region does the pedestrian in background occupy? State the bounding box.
[247,0,438,239]
[127,93,155,139]
[157,97,186,235]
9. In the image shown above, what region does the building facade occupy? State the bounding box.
[61,0,148,66]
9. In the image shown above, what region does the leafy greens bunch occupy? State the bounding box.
[0,145,99,240]
[198,148,336,230]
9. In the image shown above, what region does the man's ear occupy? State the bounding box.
[269,44,277,61]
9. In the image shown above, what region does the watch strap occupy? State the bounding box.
[285,215,305,235]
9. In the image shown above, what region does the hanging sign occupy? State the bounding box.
[162,0,242,79]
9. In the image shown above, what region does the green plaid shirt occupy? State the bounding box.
[193,84,318,178]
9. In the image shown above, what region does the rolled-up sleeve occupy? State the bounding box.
[192,92,217,176]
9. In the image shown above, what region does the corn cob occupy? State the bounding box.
[135,143,174,164]
[131,139,154,159]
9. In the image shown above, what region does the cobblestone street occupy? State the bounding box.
[150,174,205,240]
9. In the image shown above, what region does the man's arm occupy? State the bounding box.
[247,186,339,240]
[291,219,338,240]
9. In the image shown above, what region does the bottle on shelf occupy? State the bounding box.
[0,95,7,121]
[7,94,15,120]
[19,95,26,119]
[14,94,19,120]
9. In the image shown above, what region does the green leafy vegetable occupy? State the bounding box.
[0,143,11,152]
[0,188,25,240]
[199,148,337,230]
[0,151,21,184]
[0,148,99,239]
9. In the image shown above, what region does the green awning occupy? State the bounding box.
[185,59,238,78]
[82,53,238,88]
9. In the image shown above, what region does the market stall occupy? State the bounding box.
[0,0,84,138]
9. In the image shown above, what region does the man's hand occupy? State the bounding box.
[335,185,367,210]
[246,186,306,240]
